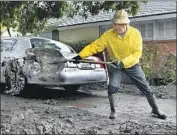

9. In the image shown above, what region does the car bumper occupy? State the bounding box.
[27,69,107,86]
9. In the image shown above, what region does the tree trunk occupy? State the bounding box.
[7,28,11,37]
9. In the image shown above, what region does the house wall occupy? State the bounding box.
[144,40,176,55]
[59,26,100,42]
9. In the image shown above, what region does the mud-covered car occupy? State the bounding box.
[0,37,107,95]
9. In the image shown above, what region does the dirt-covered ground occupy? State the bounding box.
[1,84,176,134]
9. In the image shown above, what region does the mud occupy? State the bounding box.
[2,48,66,95]
[1,84,176,134]
[3,58,26,95]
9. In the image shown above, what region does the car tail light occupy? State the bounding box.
[97,57,105,69]
[64,62,68,67]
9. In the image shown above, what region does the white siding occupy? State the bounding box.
[59,26,99,42]
[39,32,52,39]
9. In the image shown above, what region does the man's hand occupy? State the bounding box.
[113,61,124,70]
[72,55,82,64]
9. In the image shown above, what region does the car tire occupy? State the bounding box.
[63,85,80,93]
[4,59,27,96]
[0,83,6,93]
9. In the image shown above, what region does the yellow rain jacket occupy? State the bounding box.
[79,25,143,69]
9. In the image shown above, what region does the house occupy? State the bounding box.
[40,1,176,55]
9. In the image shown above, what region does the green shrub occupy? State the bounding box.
[63,40,105,60]
[140,43,176,85]
[157,53,176,85]
[63,40,92,53]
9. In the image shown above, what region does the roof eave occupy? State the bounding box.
[54,12,176,31]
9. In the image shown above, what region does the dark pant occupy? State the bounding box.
[108,63,161,113]
[108,63,153,96]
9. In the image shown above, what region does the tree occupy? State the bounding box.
[0,1,148,36]
[66,1,147,19]
[0,1,24,36]
[17,1,68,35]
[0,1,68,36]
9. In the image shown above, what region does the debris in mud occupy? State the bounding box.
[43,99,60,105]
[1,106,176,134]
[3,58,26,96]
[1,83,176,134]
[81,83,176,99]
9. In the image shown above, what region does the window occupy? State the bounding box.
[140,24,146,38]
[131,22,154,40]
[39,32,52,39]
[30,38,74,53]
[1,39,17,52]
[140,22,153,39]
[158,21,165,37]
[30,38,60,51]
[157,18,176,39]
[147,23,153,38]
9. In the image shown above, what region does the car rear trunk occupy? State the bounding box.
[24,48,107,85]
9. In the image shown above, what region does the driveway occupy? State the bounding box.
[1,84,176,134]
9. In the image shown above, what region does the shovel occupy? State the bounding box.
[47,58,118,69]
[24,48,118,69]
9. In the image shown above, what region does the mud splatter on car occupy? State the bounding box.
[2,48,66,95]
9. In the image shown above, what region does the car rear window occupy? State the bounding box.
[30,38,75,53]
[1,39,17,52]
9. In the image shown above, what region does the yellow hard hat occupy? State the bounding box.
[112,9,130,24]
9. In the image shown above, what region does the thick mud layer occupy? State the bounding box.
[1,84,176,134]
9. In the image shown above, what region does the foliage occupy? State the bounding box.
[140,44,161,80]
[140,43,176,85]
[0,1,148,35]
[63,40,92,53]
[157,53,176,85]
[64,40,105,60]
[0,1,68,35]
[0,2,23,29]
[66,1,148,19]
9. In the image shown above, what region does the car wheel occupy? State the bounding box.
[4,59,27,96]
[63,85,80,93]
[0,83,6,93]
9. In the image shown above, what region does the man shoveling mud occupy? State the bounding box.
[72,9,167,120]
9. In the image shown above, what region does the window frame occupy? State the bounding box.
[30,38,73,53]
[134,21,153,40]
[156,18,176,40]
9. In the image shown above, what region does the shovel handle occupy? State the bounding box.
[46,59,118,69]
[67,59,118,69]
[67,59,113,64]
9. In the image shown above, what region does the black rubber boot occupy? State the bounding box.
[151,111,167,120]
[108,93,117,119]
[146,93,167,120]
